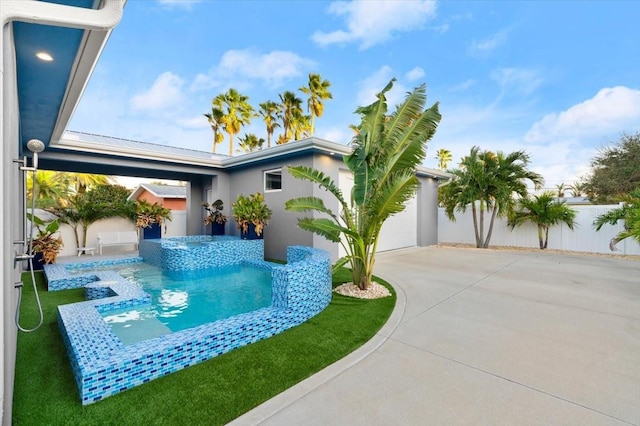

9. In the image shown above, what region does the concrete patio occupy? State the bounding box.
[232,246,640,425]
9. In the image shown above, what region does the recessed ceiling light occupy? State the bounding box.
[35,51,53,62]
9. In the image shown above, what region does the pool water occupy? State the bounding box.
[90,263,272,345]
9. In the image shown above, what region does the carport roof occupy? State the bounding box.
[55,131,452,181]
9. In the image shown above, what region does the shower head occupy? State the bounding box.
[26,139,45,153]
[25,139,45,170]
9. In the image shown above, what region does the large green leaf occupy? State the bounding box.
[287,166,345,203]
[297,218,343,242]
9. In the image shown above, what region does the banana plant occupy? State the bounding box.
[286,79,441,290]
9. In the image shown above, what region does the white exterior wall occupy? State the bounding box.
[47,210,187,257]
[1,21,20,424]
[438,204,640,256]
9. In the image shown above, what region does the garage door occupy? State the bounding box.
[338,170,417,257]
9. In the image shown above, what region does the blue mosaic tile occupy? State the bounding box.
[54,239,332,405]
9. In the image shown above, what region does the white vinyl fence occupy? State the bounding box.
[32,209,187,257]
[438,204,640,256]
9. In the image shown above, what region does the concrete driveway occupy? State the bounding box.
[231,246,640,425]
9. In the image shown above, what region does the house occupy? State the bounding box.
[0,0,448,421]
[128,183,187,211]
[60,130,449,262]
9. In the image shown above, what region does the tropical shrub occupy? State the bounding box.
[593,188,640,250]
[508,191,577,249]
[286,79,441,290]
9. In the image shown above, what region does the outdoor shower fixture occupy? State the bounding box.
[13,138,46,332]
[25,138,45,170]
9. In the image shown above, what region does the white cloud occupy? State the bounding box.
[406,67,425,81]
[491,67,542,97]
[423,86,637,189]
[312,0,437,50]
[130,72,185,111]
[356,66,400,106]
[318,126,352,145]
[468,28,509,56]
[190,73,221,92]
[190,49,316,91]
[524,86,640,143]
[448,78,475,92]
[177,114,210,130]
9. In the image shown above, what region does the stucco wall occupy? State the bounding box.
[227,156,316,261]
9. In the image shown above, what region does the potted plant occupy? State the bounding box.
[232,192,272,240]
[135,200,172,239]
[27,213,63,269]
[202,199,227,235]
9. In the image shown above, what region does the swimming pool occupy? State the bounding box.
[100,263,272,344]
[52,239,332,405]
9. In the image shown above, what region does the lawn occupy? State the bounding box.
[13,267,395,425]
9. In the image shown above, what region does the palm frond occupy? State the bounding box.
[296,218,343,242]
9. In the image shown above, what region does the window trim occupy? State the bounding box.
[264,168,282,192]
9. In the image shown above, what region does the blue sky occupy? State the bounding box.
[69,0,640,190]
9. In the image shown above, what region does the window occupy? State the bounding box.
[264,169,282,192]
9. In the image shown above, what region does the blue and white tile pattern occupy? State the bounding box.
[54,238,332,405]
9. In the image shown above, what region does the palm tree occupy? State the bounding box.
[27,170,69,208]
[237,133,265,153]
[286,79,441,290]
[594,188,640,250]
[441,146,544,248]
[277,90,304,144]
[291,112,312,140]
[569,181,587,197]
[49,184,134,254]
[508,191,577,249]
[61,172,112,195]
[299,73,332,135]
[203,107,224,153]
[435,148,452,170]
[213,88,255,156]
[258,101,280,148]
[555,183,567,198]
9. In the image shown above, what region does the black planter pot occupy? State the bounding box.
[30,252,45,271]
[211,222,225,236]
[143,223,162,239]
[240,223,263,240]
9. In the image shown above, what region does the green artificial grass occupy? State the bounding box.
[13,267,395,425]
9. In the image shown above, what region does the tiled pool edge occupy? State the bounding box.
[56,245,332,405]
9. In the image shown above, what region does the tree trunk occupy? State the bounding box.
[351,257,370,290]
[471,202,482,248]
[81,225,89,254]
[479,200,485,248]
[482,203,499,248]
[72,224,80,253]
[537,225,545,249]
